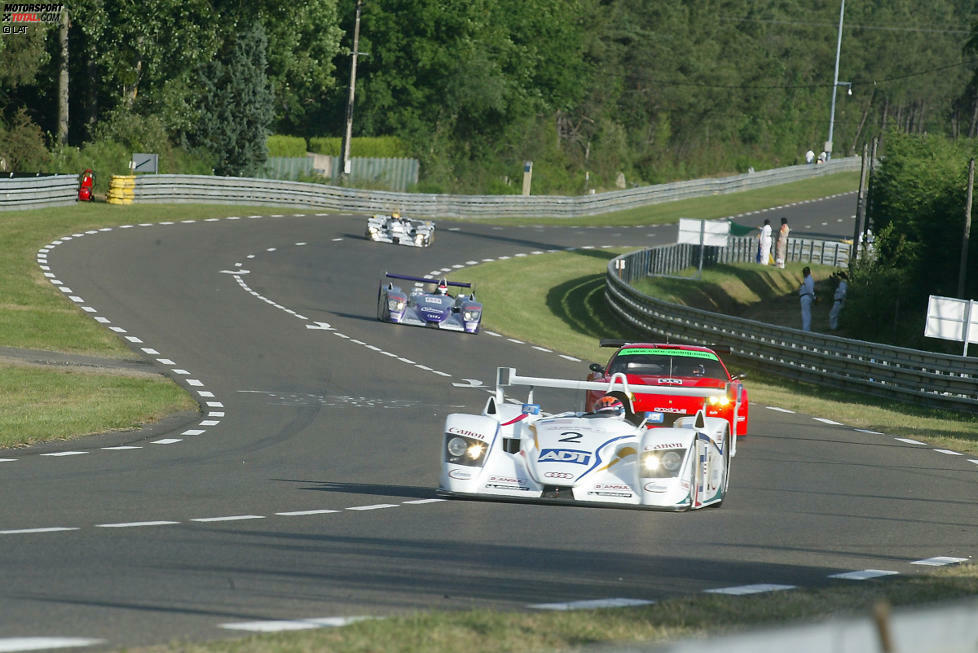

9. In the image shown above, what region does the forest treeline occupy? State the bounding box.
[1,0,977,193]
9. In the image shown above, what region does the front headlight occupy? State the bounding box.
[388,299,406,311]
[445,435,488,467]
[463,310,481,322]
[641,449,684,478]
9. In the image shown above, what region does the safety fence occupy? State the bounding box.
[101,157,860,216]
[0,174,80,211]
[606,246,978,412]
[634,235,850,279]
[264,156,420,192]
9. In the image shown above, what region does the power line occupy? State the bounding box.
[627,58,978,92]
[715,15,971,35]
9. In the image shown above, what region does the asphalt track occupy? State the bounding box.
[2,193,976,651]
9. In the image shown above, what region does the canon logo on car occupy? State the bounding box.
[645,442,684,450]
[447,427,487,440]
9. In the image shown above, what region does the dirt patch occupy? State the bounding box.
[0,346,164,379]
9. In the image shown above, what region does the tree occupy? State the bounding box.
[849,131,978,347]
[191,21,274,177]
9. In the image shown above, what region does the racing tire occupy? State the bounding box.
[684,441,698,512]
[710,431,731,509]
[376,289,386,321]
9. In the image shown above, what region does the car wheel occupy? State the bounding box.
[710,431,730,508]
[376,289,386,321]
[685,442,698,512]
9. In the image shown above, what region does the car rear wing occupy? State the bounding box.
[599,339,730,354]
[385,272,472,288]
[494,366,728,405]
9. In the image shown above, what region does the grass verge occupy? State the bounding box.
[133,565,978,652]
[0,366,196,448]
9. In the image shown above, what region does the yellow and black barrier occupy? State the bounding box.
[107,175,136,205]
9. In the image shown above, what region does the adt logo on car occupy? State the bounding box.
[538,449,591,465]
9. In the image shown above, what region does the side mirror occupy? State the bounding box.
[588,362,604,374]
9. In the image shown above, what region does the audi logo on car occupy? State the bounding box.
[544,472,574,479]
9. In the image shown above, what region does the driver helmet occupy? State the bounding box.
[595,395,625,418]
[436,281,449,295]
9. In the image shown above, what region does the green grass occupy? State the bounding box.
[0,365,196,448]
[131,565,978,652]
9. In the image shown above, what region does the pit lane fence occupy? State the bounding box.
[606,244,978,412]
[102,157,860,216]
[0,174,80,211]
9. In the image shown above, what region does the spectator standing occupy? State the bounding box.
[805,149,815,164]
[829,271,848,330]
[775,217,789,268]
[758,218,772,265]
[799,266,815,331]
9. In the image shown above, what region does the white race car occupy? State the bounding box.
[365,213,434,247]
[439,367,739,511]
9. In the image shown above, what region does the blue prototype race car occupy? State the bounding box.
[377,273,482,334]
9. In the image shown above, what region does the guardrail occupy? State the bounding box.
[642,234,851,275]
[0,174,80,211]
[606,244,978,412]
[103,157,860,217]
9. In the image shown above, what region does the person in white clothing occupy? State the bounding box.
[799,266,815,331]
[805,149,815,164]
[829,271,848,330]
[758,218,772,265]
[775,217,789,268]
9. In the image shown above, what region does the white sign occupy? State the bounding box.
[924,295,978,355]
[677,219,730,248]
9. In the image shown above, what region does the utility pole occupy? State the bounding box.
[826,0,845,160]
[339,0,363,182]
[851,141,869,268]
[958,158,974,298]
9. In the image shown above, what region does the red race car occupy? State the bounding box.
[586,341,749,437]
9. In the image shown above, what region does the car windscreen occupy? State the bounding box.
[608,348,727,380]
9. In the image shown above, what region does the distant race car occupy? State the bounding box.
[365,212,435,247]
[377,273,482,333]
[585,341,748,437]
[438,367,735,511]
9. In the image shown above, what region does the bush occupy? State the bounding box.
[308,136,409,157]
[50,138,215,194]
[92,108,173,155]
[0,108,51,172]
[267,135,307,157]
